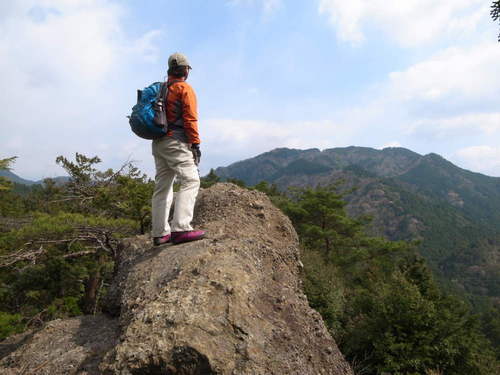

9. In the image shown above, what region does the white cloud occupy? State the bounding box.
[0,0,161,87]
[318,0,487,46]
[323,39,500,175]
[204,118,344,149]
[379,141,402,149]
[201,118,349,171]
[371,43,500,147]
[335,40,500,146]
[0,0,161,179]
[407,113,500,140]
[387,43,500,105]
[454,146,500,176]
[3,1,118,84]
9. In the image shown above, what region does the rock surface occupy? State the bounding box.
[0,315,119,374]
[0,183,353,375]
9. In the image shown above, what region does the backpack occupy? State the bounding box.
[129,82,168,140]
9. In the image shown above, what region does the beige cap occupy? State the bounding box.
[168,52,191,69]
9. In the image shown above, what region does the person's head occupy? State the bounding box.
[168,52,192,79]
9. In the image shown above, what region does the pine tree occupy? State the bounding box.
[263,184,500,374]
[0,153,149,335]
[0,157,17,192]
[281,185,363,254]
[200,169,220,188]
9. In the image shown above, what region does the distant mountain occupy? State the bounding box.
[216,147,500,302]
[0,170,37,185]
[0,170,69,186]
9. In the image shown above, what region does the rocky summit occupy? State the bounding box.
[0,183,353,375]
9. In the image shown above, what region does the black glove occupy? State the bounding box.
[191,144,201,166]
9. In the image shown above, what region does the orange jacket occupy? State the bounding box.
[165,76,200,144]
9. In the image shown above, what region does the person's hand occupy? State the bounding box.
[191,144,201,165]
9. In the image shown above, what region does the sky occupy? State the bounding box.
[1,0,500,180]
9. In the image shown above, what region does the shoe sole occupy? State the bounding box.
[171,234,205,245]
[153,237,172,246]
[154,241,171,246]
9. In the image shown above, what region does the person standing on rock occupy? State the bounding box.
[151,52,205,246]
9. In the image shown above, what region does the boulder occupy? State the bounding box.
[0,183,353,375]
[0,315,119,374]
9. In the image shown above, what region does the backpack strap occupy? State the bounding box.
[153,80,184,131]
[164,80,184,128]
[156,80,181,105]
[158,81,168,102]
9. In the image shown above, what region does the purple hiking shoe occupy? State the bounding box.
[153,234,171,246]
[171,230,206,245]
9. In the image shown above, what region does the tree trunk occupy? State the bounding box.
[82,269,100,314]
[82,253,104,314]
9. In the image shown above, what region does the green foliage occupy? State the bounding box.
[281,185,363,254]
[0,157,17,192]
[226,177,247,188]
[376,177,500,300]
[0,211,137,328]
[274,159,331,177]
[11,182,36,196]
[0,311,23,339]
[0,212,136,248]
[257,183,499,374]
[0,189,25,217]
[301,248,345,334]
[200,168,220,188]
[204,168,247,188]
[0,153,149,336]
[482,305,500,359]
[3,256,86,313]
[0,157,25,217]
[252,181,290,208]
[51,153,154,233]
[253,181,280,196]
[110,173,154,234]
[0,157,17,171]
[344,274,496,375]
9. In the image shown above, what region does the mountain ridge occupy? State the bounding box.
[0,170,70,186]
[215,146,500,302]
[0,170,38,185]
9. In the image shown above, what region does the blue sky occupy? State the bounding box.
[1,0,500,179]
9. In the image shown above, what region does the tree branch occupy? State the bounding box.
[0,227,119,268]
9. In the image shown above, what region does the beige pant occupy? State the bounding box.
[151,137,200,237]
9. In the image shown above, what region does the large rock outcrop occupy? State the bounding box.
[0,183,353,375]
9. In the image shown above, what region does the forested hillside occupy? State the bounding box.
[205,175,500,374]
[215,147,500,304]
